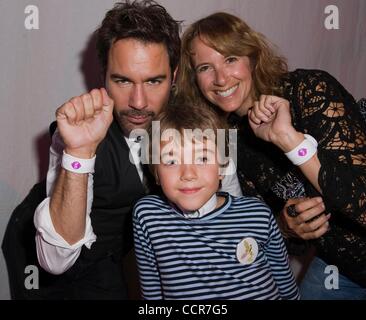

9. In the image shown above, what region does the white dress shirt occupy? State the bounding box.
[34,130,242,274]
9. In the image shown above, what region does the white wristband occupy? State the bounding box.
[61,151,96,174]
[285,134,318,166]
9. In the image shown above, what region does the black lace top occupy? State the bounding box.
[229,69,366,287]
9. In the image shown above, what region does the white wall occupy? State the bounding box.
[0,0,365,299]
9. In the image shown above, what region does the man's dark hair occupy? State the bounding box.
[96,0,181,79]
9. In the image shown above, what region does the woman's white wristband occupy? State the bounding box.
[61,151,96,174]
[285,134,318,166]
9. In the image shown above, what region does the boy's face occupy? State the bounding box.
[156,136,222,212]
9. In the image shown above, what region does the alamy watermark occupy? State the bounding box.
[129,122,238,175]
[324,265,339,290]
[24,5,39,30]
[24,265,39,290]
[24,4,339,31]
[324,5,339,30]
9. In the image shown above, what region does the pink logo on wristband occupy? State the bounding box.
[298,148,307,157]
[71,161,81,170]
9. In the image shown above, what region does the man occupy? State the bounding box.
[34,0,241,299]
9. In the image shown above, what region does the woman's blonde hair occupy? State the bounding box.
[175,12,288,106]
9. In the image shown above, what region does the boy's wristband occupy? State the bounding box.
[285,134,318,166]
[61,150,96,174]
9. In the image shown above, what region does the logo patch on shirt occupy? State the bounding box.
[236,237,258,265]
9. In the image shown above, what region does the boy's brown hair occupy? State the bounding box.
[146,103,230,179]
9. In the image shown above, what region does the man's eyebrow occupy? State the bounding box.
[145,75,168,82]
[110,74,131,81]
[110,74,168,82]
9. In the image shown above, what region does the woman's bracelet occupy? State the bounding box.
[284,134,318,166]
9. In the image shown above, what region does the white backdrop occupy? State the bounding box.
[0,0,365,299]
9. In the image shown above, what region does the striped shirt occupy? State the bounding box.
[133,193,300,300]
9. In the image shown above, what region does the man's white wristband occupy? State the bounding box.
[61,151,96,174]
[285,134,318,166]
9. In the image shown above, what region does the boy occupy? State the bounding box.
[133,103,300,300]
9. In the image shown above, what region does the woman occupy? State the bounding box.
[176,12,366,299]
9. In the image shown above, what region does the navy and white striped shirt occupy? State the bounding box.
[133,193,300,300]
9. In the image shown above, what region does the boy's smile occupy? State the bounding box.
[156,137,223,213]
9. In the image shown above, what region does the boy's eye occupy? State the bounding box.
[166,160,177,165]
[162,158,179,166]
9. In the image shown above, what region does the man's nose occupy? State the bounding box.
[129,84,148,109]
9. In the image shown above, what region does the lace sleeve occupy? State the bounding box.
[291,70,366,229]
